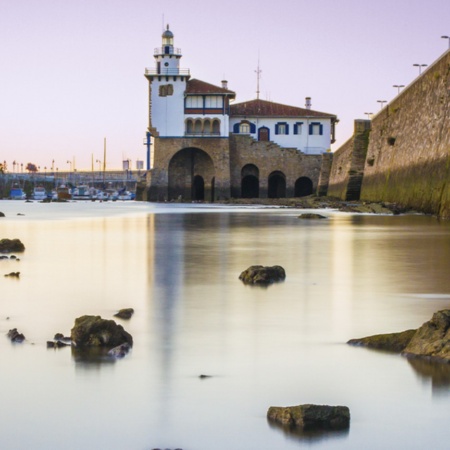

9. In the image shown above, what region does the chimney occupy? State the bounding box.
[305,97,312,109]
[221,80,228,89]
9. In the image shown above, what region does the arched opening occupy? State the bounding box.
[241,164,259,198]
[204,119,211,135]
[168,147,215,201]
[295,177,313,197]
[268,171,286,198]
[212,119,220,135]
[193,175,205,200]
[194,120,202,134]
[258,126,270,142]
[186,119,194,134]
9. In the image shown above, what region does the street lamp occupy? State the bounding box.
[413,63,427,75]
[377,100,387,110]
[441,35,450,49]
[364,112,373,120]
[393,84,405,94]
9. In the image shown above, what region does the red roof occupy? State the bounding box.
[186,79,235,96]
[230,98,336,119]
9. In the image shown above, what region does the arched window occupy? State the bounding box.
[212,119,220,135]
[240,123,250,133]
[194,120,202,134]
[186,119,194,135]
[204,119,211,135]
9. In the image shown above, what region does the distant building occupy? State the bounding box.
[143,26,338,201]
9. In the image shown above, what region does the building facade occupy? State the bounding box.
[143,26,338,201]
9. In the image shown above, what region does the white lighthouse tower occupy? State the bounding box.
[144,25,190,137]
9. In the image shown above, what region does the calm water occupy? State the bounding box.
[1,200,450,450]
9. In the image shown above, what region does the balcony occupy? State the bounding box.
[185,132,221,137]
[145,68,190,76]
[154,47,182,55]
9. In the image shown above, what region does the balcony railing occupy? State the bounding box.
[185,132,221,137]
[145,68,190,76]
[154,47,182,55]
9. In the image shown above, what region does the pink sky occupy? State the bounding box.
[1,0,449,171]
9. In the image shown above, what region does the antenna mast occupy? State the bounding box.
[255,54,262,100]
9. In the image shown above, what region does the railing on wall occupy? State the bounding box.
[145,68,190,76]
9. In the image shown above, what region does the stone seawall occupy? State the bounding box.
[360,50,450,218]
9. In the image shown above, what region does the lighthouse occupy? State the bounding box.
[144,25,190,137]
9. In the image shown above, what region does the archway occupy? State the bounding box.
[268,171,286,198]
[168,147,215,201]
[241,164,259,198]
[295,177,313,197]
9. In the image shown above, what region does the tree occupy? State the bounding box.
[0,163,4,174]
[26,163,38,173]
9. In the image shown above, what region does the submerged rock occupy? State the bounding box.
[4,272,20,278]
[0,239,25,253]
[7,328,25,343]
[71,315,133,348]
[239,265,286,285]
[114,308,134,319]
[267,404,350,431]
[347,329,416,353]
[298,213,327,219]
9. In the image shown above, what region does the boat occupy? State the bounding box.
[33,186,47,201]
[95,191,109,201]
[56,185,71,200]
[117,188,134,201]
[71,185,91,200]
[9,185,26,200]
[105,188,118,201]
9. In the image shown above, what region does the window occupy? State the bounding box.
[159,84,173,97]
[294,122,303,135]
[275,122,289,135]
[240,123,250,133]
[205,96,223,108]
[309,122,323,135]
[186,96,203,108]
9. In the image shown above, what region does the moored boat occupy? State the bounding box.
[33,186,47,201]
[56,185,71,200]
[9,185,26,200]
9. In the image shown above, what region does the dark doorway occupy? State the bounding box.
[242,176,259,198]
[193,175,205,200]
[268,171,286,198]
[295,177,313,197]
[258,127,269,142]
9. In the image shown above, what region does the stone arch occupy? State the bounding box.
[241,164,259,198]
[168,147,215,201]
[295,176,313,197]
[268,171,286,198]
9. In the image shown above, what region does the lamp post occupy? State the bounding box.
[413,63,427,75]
[364,112,373,120]
[441,35,450,49]
[377,100,387,110]
[393,84,405,95]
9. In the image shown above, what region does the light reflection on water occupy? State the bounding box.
[0,201,450,450]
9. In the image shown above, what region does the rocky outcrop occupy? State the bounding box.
[114,308,134,319]
[267,404,350,431]
[298,213,327,219]
[348,310,450,363]
[4,272,20,278]
[7,328,25,343]
[0,239,25,253]
[47,333,71,348]
[239,265,286,285]
[70,315,133,348]
[347,329,416,353]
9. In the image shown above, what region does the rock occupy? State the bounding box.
[47,340,70,348]
[114,308,134,319]
[347,329,416,353]
[0,239,25,253]
[402,310,450,362]
[107,342,131,358]
[7,328,25,343]
[239,265,286,285]
[298,213,327,219]
[70,315,133,348]
[4,272,20,278]
[0,211,4,217]
[267,404,350,431]
[199,374,212,379]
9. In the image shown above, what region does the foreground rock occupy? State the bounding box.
[0,212,4,217]
[267,404,350,431]
[239,265,286,285]
[7,328,25,343]
[0,239,25,253]
[347,329,416,353]
[348,310,450,363]
[71,315,133,348]
[114,308,134,319]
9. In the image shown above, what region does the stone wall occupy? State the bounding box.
[360,50,450,218]
[327,120,371,200]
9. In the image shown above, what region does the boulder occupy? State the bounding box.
[403,310,450,362]
[239,265,286,285]
[107,342,131,358]
[4,272,20,278]
[114,308,134,319]
[71,315,133,348]
[7,328,25,343]
[347,329,416,353]
[0,239,25,253]
[267,404,350,431]
[0,211,4,217]
[298,213,327,219]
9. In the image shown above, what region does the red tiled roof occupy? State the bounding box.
[186,79,235,96]
[230,99,336,119]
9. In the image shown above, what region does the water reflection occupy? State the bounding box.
[407,357,450,393]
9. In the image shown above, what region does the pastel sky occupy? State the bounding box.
[1,0,449,171]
